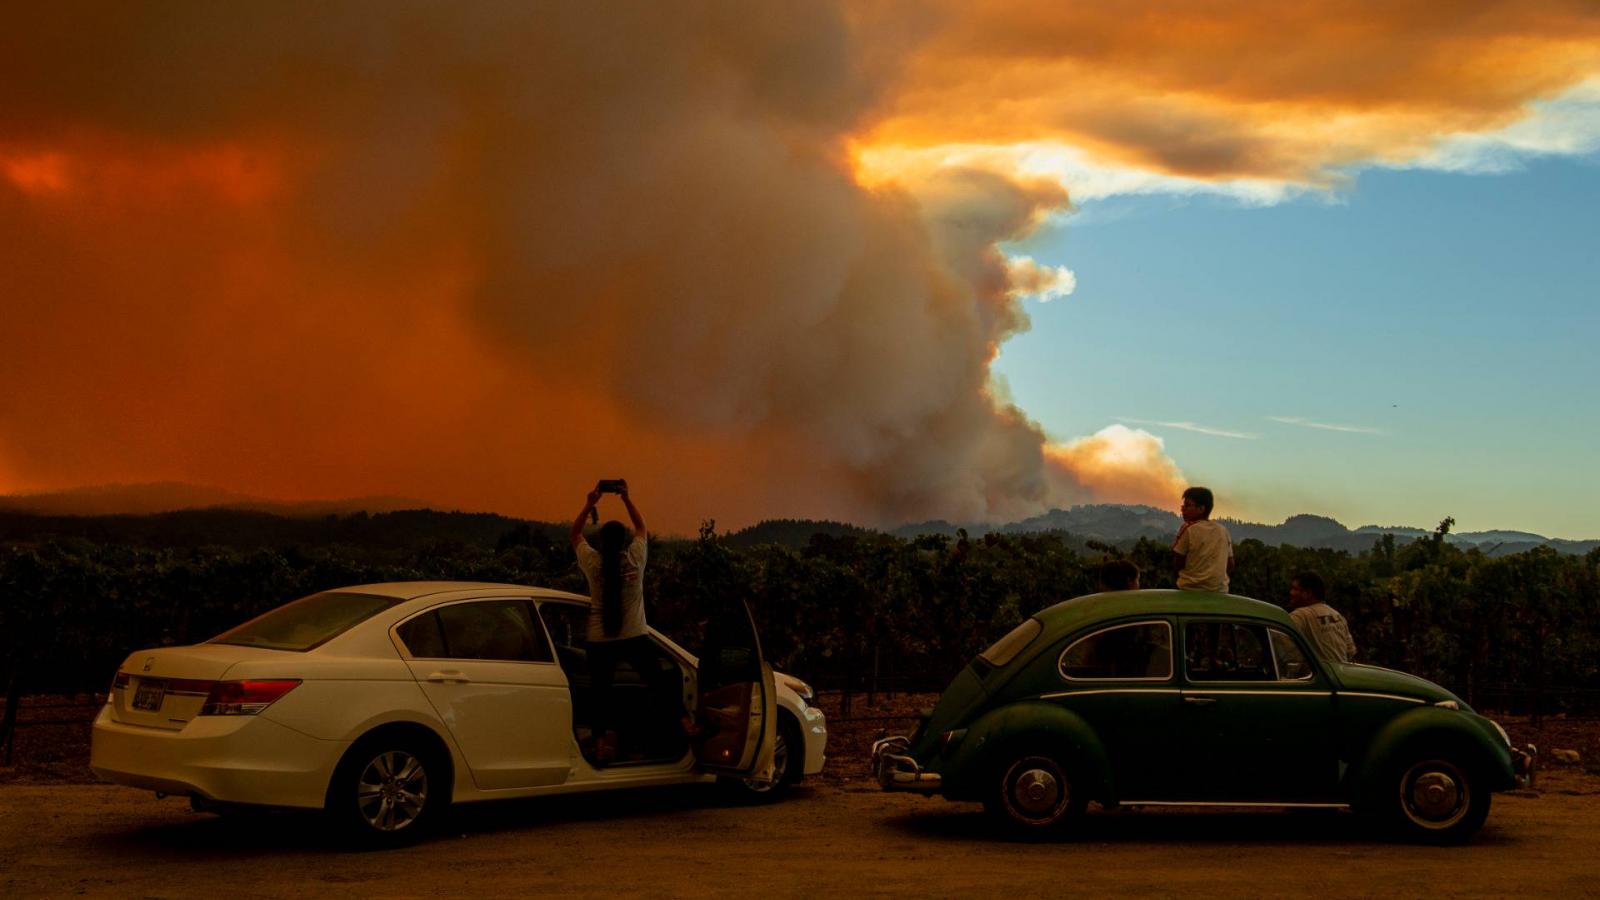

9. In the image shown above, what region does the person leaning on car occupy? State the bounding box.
[1287,570,1356,663]
[1097,559,1141,591]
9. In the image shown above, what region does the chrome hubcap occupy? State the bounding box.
[357,750,429,832]
[1401,760,1467,828]
[1007,759,1065,819]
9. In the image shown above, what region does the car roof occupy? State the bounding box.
[334,581,589,603]
[1035,589,1291,634]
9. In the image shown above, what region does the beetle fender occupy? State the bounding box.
[1348,707,1516,804]
[938,701,1111,803]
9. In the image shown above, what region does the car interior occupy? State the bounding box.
[536,602,692,767]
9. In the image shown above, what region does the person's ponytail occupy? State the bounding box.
[598,521,629,637]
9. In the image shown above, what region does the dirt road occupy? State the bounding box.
[3,769,1597,898]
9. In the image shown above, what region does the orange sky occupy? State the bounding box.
[3,2,1597,530]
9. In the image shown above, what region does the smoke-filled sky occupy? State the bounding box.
[3,2,1598,535]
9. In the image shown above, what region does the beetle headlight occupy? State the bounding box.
[1489,717,1512,747]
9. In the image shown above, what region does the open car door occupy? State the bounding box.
[692,597,777,781]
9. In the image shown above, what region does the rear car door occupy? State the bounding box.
[1176,617,1339,802]
[396,598,574,790]
[691,597,777,780]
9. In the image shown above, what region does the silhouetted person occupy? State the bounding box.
[1173,486,1234,592]
[570,480,677,764]
[1288,571,1356,663]
[1098,559,1141,592]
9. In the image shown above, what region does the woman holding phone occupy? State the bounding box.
[570,480,677,765]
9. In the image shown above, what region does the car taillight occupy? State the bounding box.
[200,679,302,716]
[111,671,130,691]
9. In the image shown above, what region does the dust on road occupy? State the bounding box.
[3,770,1597,898]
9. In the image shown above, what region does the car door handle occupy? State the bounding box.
[426,671,470,684]
[1183,696,1217,706]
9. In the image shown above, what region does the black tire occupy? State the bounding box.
[983,750,1087,834]
[1377,754,1491,845]
[326,733,449,848]
[722,714,803,804]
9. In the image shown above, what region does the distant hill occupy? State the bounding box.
[2,484,1593,557]
[726,518,880,549]
[894,504,1596,557]
[0,506,566,553]
[0,482,425,517]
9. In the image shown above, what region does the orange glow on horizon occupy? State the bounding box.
[3,3,1599,530]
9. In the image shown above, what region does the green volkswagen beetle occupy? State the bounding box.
[872,590,1534,843]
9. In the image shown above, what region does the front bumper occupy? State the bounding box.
[871,735,942,793]
[1512,743,1537,789]
[89,705,348,809]
[800,704,829,776]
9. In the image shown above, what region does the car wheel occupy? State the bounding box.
[1382,755,1491,845]
[723,715,801,804]
[984,751,1086,833]
[328,736,447,848]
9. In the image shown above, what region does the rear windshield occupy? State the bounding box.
[979,618,1043,668]
[210,591,404,651]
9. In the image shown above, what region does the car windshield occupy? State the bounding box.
[979,618,1042,668]
[210,591,405,651]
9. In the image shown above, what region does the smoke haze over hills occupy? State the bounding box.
[3,3,1597,532]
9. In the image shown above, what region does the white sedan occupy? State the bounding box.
[90,582,827,845]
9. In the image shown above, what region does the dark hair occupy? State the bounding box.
[1182,486,1215,516]
[1098,559,1140,592]
[1292,570,1326,601]
[598,520,630,637]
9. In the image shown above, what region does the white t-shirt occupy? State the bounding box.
[1291,603,1356,663]
[1174,520,1232,592]
[575,535,648,642]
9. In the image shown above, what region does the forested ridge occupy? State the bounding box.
[1,510,1596,713]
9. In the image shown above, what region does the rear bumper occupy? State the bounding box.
[871,735,942,793]
[89,705,348,809]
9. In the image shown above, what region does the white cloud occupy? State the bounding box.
[1400,79,1600,175]
[1119,417,1259,439]
[1267,416,1384,435]
[1005,254,1076,302]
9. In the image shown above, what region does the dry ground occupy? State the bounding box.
[3,769,1599,898]
[3,693,1598,898]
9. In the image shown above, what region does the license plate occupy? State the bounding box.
[133,679,167,711]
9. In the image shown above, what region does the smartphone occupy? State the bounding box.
[596,479,627,494]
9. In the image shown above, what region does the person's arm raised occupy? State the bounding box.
[571,490,601,548]
[620,485,646,539]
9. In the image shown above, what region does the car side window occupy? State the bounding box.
[1059,621,1173,681]
[1185,621,1275,681]
[535,602,590,675]
[397,611,448,658]
[1268,627,1314,681]
[406,600,554,663]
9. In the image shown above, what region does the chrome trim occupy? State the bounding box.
[1119,800,1349,809]
[1180,690,1333,698]
[1512,744,1537,789]
[871,735,943,794]
[1338,691,1425,705]
[164,690,211,697]
[1058,620,1174,683]
[1039,688,1181,699]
